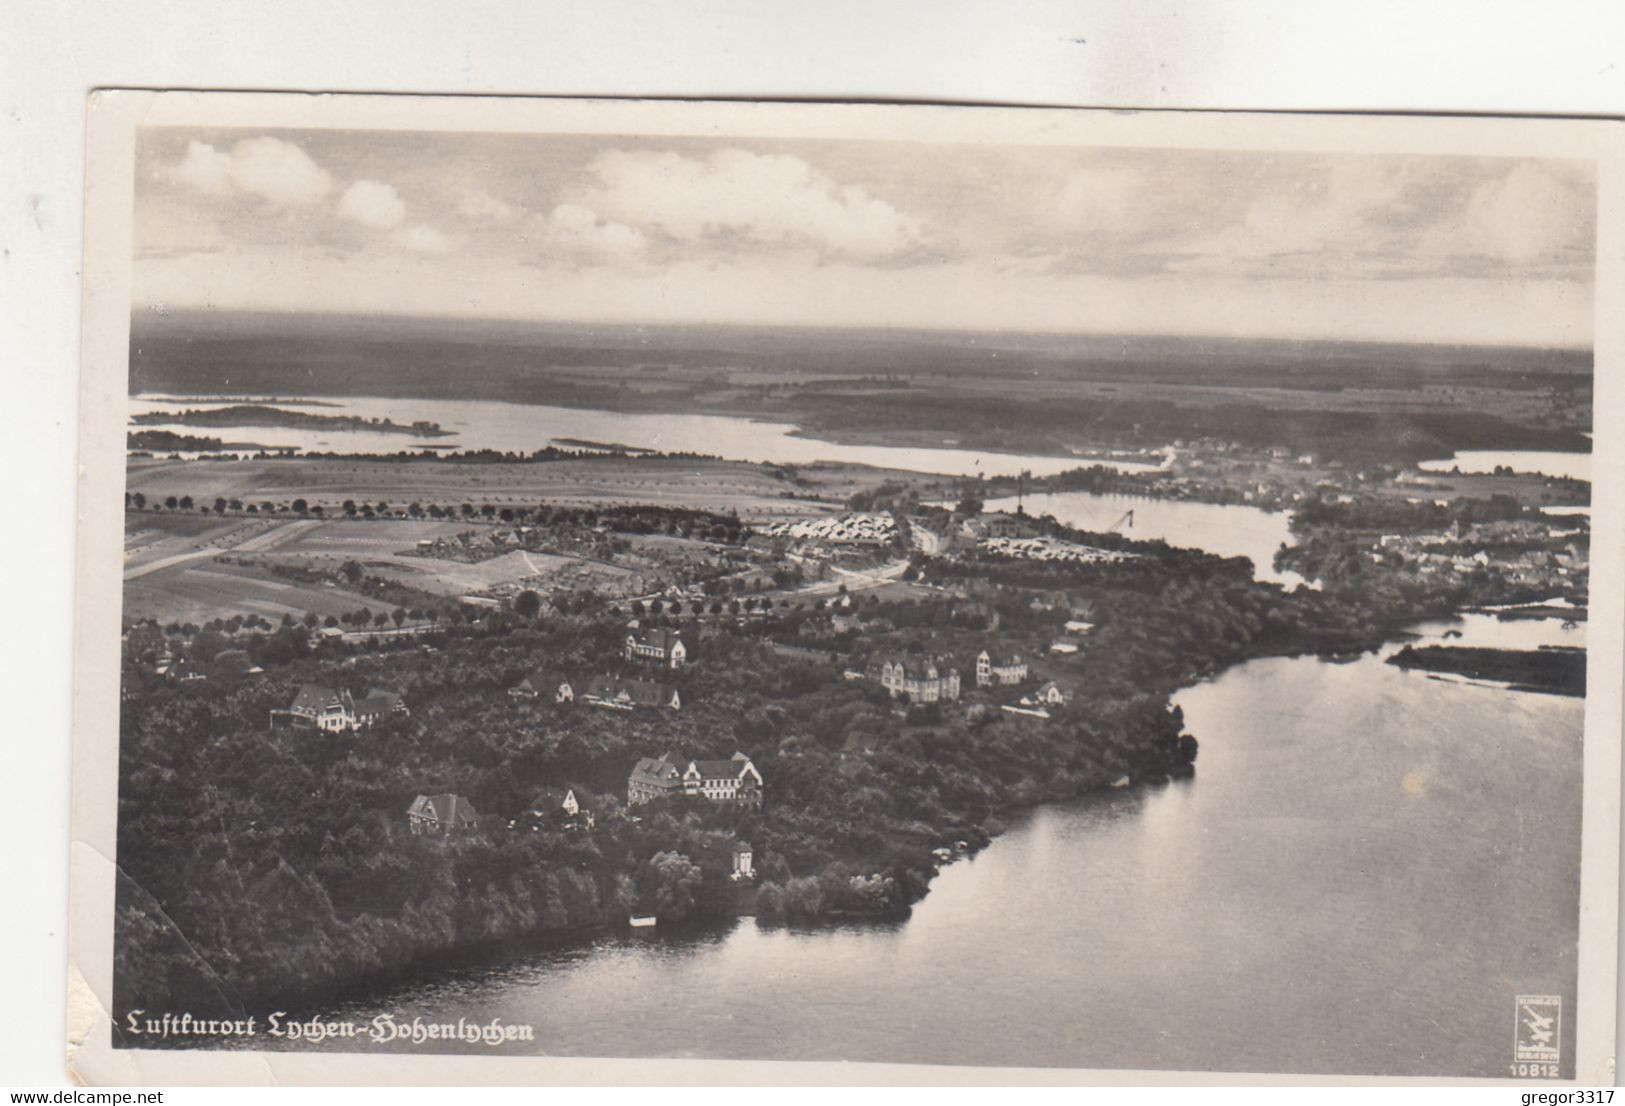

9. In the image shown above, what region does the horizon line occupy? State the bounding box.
[129,305,1596,356]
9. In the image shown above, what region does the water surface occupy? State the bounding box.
[1419,450,1591,483]
[984,490,1307,588]
[129,394,1163,480]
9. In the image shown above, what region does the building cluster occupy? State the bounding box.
[755,512,897,546]
[408,526,531,564]
[1370,520,1590,587]
[509,667,681,710]
[980,534,1136,565]
[865,644,1062,705]
[408,785,594,836]
[855,640,1087,718]
[506,625,693,713]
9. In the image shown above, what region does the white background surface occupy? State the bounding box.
[2,0,1622,1090]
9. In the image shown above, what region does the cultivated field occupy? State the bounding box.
[124,455,896,520]
[119,451,943,625]
[123,554,384,627]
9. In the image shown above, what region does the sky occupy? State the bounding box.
[131,127,1597,347]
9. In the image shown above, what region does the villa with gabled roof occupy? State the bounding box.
[271,683,408,732]
[625,627,689,669]
[583,675,680,711]
[628,751,763,807]
[975,648,1027,687]
[407,793,480,835]
[874,653,961,702]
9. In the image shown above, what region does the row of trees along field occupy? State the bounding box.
[127,493,751,541]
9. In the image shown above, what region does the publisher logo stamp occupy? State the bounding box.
[1514,994,1561,1064]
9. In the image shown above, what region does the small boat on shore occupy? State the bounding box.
[628,914,657,928]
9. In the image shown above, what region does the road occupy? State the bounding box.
[789,558,913,599]
[123,518,327,581]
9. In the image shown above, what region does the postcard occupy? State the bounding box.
[70,90,1621,1085]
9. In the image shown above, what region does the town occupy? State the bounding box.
[114,427,1590,1015]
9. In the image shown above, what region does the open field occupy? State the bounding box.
[270,518,471,556]
[120,452,882,625]
[365,548,636,596]
[122,498,733,624]
[123,554,384,626]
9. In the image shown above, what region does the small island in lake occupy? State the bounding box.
[552,437,654,454]
[128,429,291,453]
[1387,644,1585,696]
[131,404,451,438]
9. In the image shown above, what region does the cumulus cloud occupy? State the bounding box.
[338,180,407,230]
[571,147,923,261]
[527,203,647,263]
[393,224,455,253]
[1455,163,1592,264]
[166,136,335,207]
[168,140,234,196]
[1158,158,1592,280]
[455,188,520,225]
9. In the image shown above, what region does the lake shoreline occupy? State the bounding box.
[117,611,1473,1042]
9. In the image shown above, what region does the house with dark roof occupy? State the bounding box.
[975,648,1027,687]
[408,793,480,835]
[624,627,689,669]
[628,753,686,803]
[352,689,405,727]
[583,675,681,711]
[628,751,763,807]
[509,669,575,703]
[271,684,409,732]
[520,786,595,831]
[874,653,961,702]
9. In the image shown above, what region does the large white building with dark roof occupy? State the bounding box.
[271,683,408,732]
[628,752,764,807]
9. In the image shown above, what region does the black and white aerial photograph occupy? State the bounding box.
[71,93,1620,1085]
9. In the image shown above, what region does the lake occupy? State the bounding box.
[287,612,1581,1078]
[1419,450,1591,483]
[983,490,1308,589]
[128,394,1165,480]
